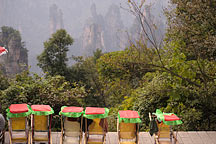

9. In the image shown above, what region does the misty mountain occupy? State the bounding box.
[0,0,169,74]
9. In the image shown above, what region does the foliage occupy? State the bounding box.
[67,49,106,107]
[95,0,216,131]
[37,29,73,76]
[166,0,216,60]
[0,71,86,118]
[161,0,216,130]
[97,47,155,86]
[134,60,216,130]
[0,26,21,47]
[0,72,9,91]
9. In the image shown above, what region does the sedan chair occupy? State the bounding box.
[150,109,183,144]
[6,104,32,144]
[30,105,54,144]
[117,110,141,144]
[59,106,84,144]
[83,107,109,144]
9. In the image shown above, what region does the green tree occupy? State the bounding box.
[101,0,216,131]
[0,70,86,116]
[166,0,216,60]
[37,29,73,76]
[0,70,86,130]
[67,49,105,107]
[163,0,216,130]
[0,72,9,91]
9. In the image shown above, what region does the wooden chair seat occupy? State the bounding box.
[64,136,80,144]
[34,137,49,141]
[87,138,103,144]
[12,136,28,141]
[120,142,136,144]
[158,141,172,144]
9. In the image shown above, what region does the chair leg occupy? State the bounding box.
[50,133,52,144]
[28,131,31,144]
[30,132,33,144]
[103,134,106,144]
[9,133,12,144]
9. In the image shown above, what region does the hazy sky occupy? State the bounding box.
[0,0,169,73]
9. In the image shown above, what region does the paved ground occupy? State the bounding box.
[4,131,216,144]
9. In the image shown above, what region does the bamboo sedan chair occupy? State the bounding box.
[30,105,54,144]
[152,109,183,144]
[83,107,109,144]
[6,104,32,144]
[117,110,141,144]
[59,106,84,144]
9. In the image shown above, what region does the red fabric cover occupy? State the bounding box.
[164,114,180,121]
[119,110,140,118]
[9,104,29,113]
[85,107,105,115]
[62,107,83,113]
[31,105,51,112]
[0,46,6,53]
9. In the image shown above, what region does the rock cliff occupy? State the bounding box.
[0,26,28,75]
[49,4,64,35]
[81,3,127,56]
[104,4,126,51]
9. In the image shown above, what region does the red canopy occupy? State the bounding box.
[31,105,51,112]
[164,114,180,121]
[62,106,83,113]
[119,110,140,118]
[0,46,7,56]
[85,107,105,115]
[9,104,29,113]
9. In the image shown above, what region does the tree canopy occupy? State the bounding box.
[166,0,216,60]
[37,29,73,76]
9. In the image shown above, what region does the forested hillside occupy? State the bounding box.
[0,0,215,131]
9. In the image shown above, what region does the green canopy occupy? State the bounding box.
[6,104,32,118]
[118,110,142,123]
[59,106,84,118]
[31,105,54,116]
[83,107,109,119]
[153,109,183,125]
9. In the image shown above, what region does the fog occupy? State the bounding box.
[0,0,169,73]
